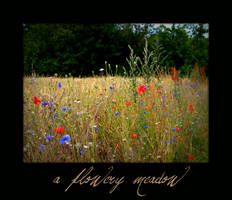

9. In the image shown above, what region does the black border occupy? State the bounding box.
[16,15,218,198]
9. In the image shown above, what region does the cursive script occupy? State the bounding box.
[132,166,191,197]
[64,166,125,193]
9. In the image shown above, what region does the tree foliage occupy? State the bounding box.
[23,23,209,77]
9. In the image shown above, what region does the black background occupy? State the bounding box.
[14,10,222,199]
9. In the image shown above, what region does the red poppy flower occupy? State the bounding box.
[188,155,194,160]
[113,106,116,111]
[33,96,41,104]
[115,143,119,148]
[156,90,161,94]
[131,134,137,139]
[177,138,184,141]
[65,114,68,118]
[54,127,64,134]
[176,127,180,132]
[124,100,132,106]
[136,85,147,95]
[188,104,194,111]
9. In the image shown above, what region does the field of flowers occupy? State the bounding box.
[23,66,208,163]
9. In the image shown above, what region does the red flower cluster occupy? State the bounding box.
[188,155,194,160]
[124,100,132,106]
[33,96,41,104]
[131,134,137,139]
[177,138,184,141]
[54,127,64,134]
[136,85,147,95]
[156,90,161,94]
[189,104,194,111]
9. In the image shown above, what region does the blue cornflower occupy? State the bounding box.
[95,102,99,105]
[194,118,197,121]
[170,138,175,142]
[172,128,176,131]
[142,111,147,114]
[94,127,99,131]
[164,140,169,143]
[144,126,149,128]
[129,151,133,157]
[61,107,67,111]
[42,102,48,106]
[79,150,85,155]
[46,135,53,140]
[161,95,165,98]
[115,112,119,116]
[58,82,61,88]
[164,113,168,117]
[54,114,58,118]
[109,86,113,91]
[59,135,71,144]
[174,157,178,160]
[141,101,144,104]
[38,144,44,151]
[115,159,119,162]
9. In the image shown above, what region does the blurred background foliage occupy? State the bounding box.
[23,23,209,77]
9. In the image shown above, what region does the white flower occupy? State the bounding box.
[99,68,104,72]
[88,142,93,146]
[157,155,161,159]
[83,145,89,149]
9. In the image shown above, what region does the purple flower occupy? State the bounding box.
[109,86,113,91]
[58,82,61,88]
[39,144,44,151]
[79,150,85,155]
[46,135,53,140]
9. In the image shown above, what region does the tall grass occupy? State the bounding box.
[23,71,208,162]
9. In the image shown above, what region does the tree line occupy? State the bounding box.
[23,23,209,77]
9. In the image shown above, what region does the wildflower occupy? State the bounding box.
[109,86,113,91]
[99,68,104,72]
[74,100,81,103]
[115,112,119,116]
[161,95,165,98]
[33,96,41,104]
[164,140,169,143]
[113,106,116,111]
[129,151,133,157]
[58,82,61,88]
[131,134,137,139]
[188,104,194,111]
[59,135,71,144]
[136,85,147,95]
[177,138,184,141]
[156,90,161,94]
[144,126,149,128]
[38,144,44,151]
[170,138,175,142]
[54,127,64,134]
[30,77,35,83]
[142,111,147,114]
[95,102,99,105]
[46,135,53,140]
[42,102,48,106]
[61,107,67,111]
[122,138,126,142]
[115,159,119,162]
[83,145,89,149]
[188,155,194,160]
[141,101,144,104]
[94,127,99,131]
[54,114,58,118]
[65,114,68,118]
[79,150,85,155]
[176,127,180,131]
[115,143,119,148]
[124,100,132,106]
[157,155,161,159]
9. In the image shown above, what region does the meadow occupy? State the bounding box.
[23,67,209,163]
